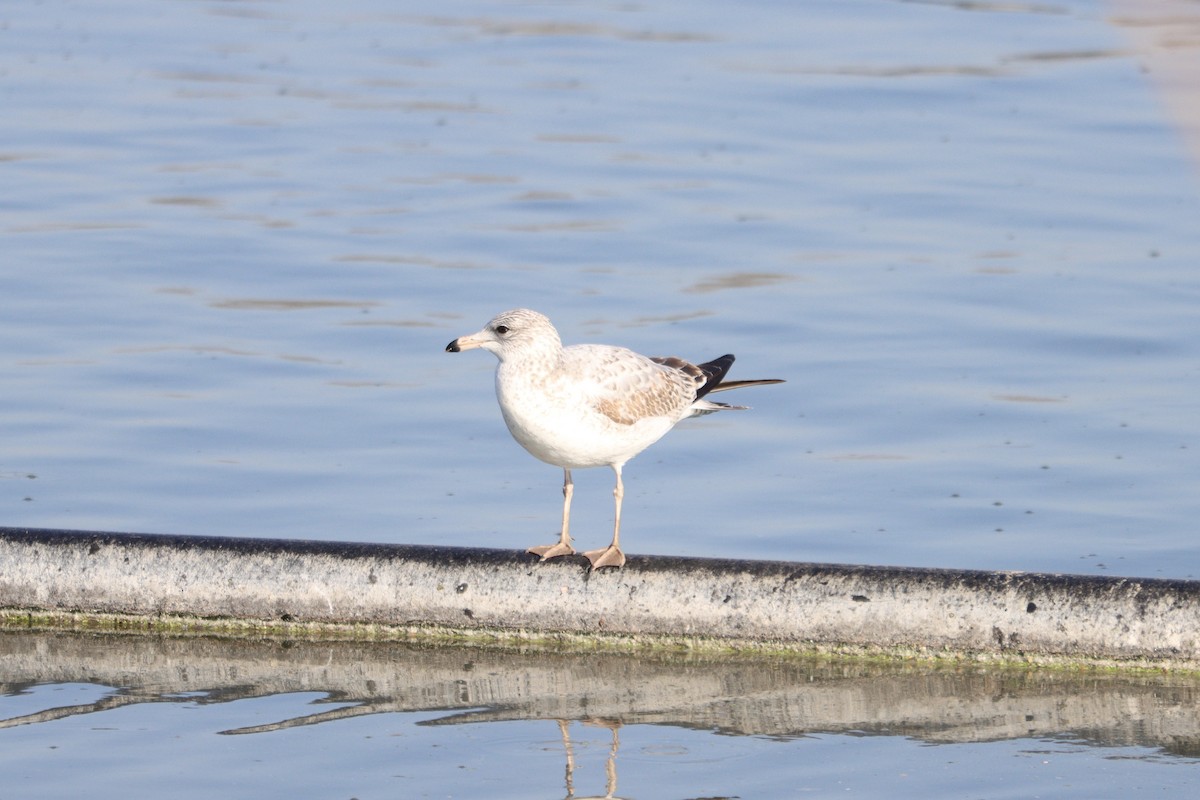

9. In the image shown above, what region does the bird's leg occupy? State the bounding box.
[527,468,576,560]
[556,720,575,798]
[584,464,627,569]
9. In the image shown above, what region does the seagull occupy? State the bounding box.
[445,309,783,569]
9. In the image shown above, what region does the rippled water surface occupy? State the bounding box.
[3,0,1200,795]
[4,0,1200,578]
[3,632,1200,799]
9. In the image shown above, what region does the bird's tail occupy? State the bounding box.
[707,378,786,393]
[687,376,785,417]
[687,398,748,417]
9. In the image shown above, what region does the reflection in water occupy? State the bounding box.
[1,630,1199,764]
[552,719,624,800]
[1111,0,1200,171]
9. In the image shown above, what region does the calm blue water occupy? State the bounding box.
[5,700,1197,799]
[3,0,1198,579]
[2,0,1200,795]
[2,633,1199,798]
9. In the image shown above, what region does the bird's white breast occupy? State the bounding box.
[494,353,680,469]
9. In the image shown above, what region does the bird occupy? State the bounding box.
[445,308,783,569]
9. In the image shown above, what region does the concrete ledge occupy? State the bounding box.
[2,526,1199,667]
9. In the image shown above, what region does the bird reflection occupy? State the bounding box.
[550,718,625,800]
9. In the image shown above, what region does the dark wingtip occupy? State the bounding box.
[694,354,737,399]
[445,340,460,353]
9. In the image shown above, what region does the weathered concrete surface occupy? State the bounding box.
[2,526,1198,665]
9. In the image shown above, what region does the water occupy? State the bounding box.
[2,0,1200,794]
[3,0,1199,577]
[2,631,1199,799]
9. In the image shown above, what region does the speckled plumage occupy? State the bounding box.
[446,308,783,569]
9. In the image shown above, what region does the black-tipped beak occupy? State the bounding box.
[445,332,486,353]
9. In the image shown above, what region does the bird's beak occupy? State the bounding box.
[445,331,486,353]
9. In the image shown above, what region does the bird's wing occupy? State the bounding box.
[562,345,695,426]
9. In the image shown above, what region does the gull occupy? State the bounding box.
[445,309,783,569]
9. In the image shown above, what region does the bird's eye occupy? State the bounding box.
[494,325,510,335]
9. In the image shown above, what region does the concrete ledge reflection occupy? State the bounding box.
[2,526,1200,666]
[1,632,1198,759]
